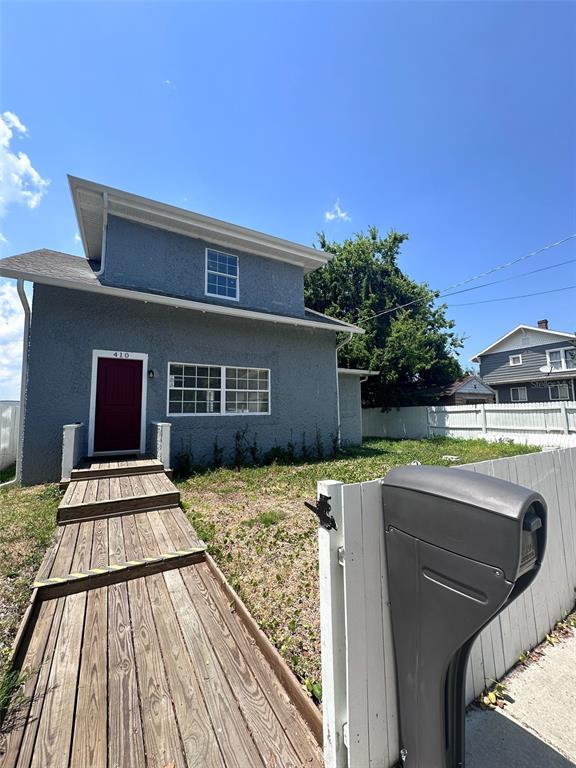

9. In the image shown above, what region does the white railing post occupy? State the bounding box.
[318,479,347,768]
[61,423,84,481]
[151,421,172,469]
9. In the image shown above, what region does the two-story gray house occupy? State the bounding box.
[0,177,363,485]
[471,320,576,404]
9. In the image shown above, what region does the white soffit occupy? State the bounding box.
[69,176,330,273]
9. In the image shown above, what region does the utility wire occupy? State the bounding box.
[447,284,576,307]
[442,256,576,298]
[362,234,576,322]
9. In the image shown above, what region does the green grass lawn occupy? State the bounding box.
[0,484,60,682]
[176,436,538,696]
[0,437,538,705]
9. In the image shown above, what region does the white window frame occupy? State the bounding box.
[205,248,239,302]
[548,382,570,401]
[508,354,522,366]
[510,386,527,402]
[546,347,576,372]
[166,362,271,416]
[88,349,148,456]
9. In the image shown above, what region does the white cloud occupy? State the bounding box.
[162,79,176,90]
[0,111,49,218]
[324,199,351,223]
[0,232,7,244]
[74,231,82,243]
[0,280,25,399]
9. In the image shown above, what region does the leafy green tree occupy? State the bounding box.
[305,227,464,406]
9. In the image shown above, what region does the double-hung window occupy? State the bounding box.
[206,249,238,300]
[549,383,570,401]
[510,386,527,402]
[546,347,576,372]
[168,363,270,415]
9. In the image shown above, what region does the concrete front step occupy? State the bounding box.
[57,472,181,525]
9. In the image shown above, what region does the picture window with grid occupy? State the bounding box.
[206,249,238,300]
[167,363,270,415]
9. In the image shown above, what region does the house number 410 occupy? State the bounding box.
[113,352,130,358]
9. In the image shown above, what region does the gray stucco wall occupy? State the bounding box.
[102,216,306,317]
[338,374,363,446]
[479,341,573,384]
[21,285,338,485]
[492,379,575,404]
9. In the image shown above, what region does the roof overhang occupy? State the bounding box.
[470,325,576,362]
[0,261,363,335]
[69,176,331,273]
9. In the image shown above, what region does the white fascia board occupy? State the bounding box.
[470,325,576,362]
[68,175,330,272]
[0,266,364,335]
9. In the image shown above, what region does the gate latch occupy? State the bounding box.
[305,494,337,531]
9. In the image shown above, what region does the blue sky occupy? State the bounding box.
[0,1,575,399]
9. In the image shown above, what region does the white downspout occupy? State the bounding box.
[335,331,354,448]
[16,279,30,484]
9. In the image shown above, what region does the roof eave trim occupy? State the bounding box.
[0,266,364,335]
[470,325,576,361]
[68,175,330,272]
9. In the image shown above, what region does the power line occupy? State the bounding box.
[442,233,576,292]
[362,234,576,321]
[442,256,576,298]
[447,284,576,307]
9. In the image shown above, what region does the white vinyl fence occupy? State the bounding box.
[363,401,576,448]
[319,447,576,768]
[0,401,19,472]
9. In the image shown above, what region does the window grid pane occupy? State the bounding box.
[168,364,269,415]
[206,249,238,299]
[224,367,269,413]
[168,363,222,414]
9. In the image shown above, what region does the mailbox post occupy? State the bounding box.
[381,466,547,768]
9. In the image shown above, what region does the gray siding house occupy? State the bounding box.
[471,321,576,404]
[1,177,362,485]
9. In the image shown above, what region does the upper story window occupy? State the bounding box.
[509,354,522,366]
[546,347,576,372]
[206,248,238,301]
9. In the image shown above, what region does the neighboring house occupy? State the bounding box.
[0,177,363,485]
[435,375,495,405]
[471,320,576,404]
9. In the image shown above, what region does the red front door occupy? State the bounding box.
[94,357,143,453]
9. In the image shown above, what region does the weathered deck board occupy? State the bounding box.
[122,516,186,768]
[2,466,322,768]
[107,516,145,768]
[58,472,180,524]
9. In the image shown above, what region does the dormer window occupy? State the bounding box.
[205,248,238,301]
[509,354,522,366]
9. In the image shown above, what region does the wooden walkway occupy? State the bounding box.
[0,459,323,768]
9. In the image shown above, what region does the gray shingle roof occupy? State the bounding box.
[0,249,362,333]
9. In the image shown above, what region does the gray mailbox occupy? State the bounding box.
[381,465,547,768]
